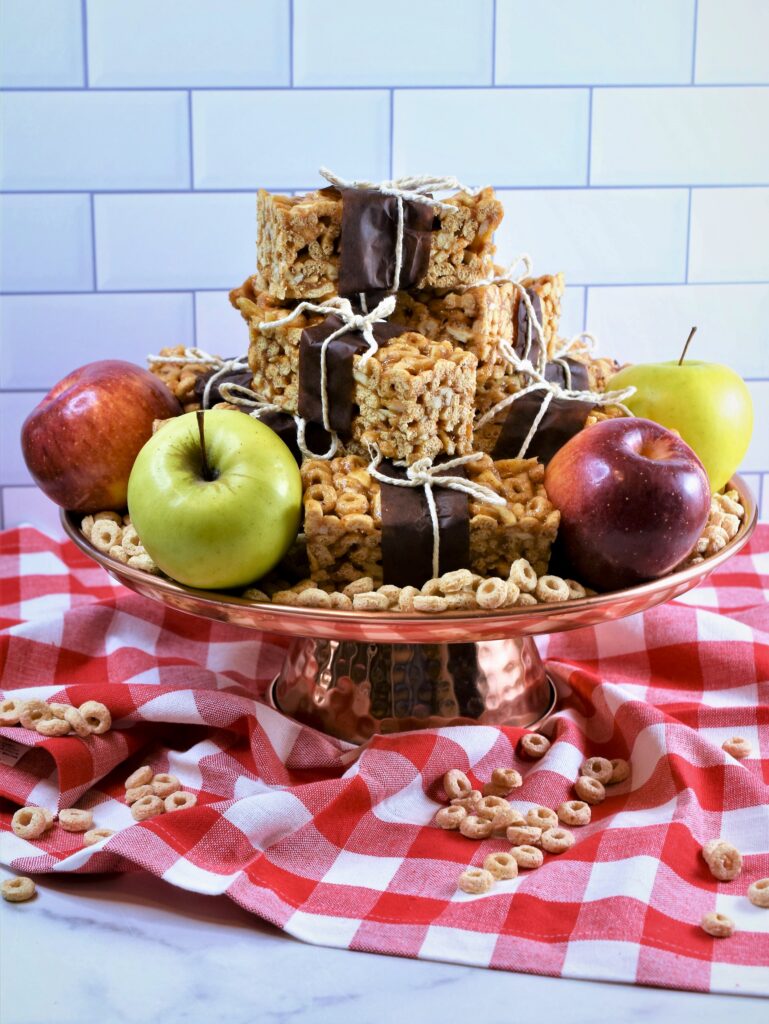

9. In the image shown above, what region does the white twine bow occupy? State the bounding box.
[319,167,484,295]
[259,294,397,444]
[367,446,506,581]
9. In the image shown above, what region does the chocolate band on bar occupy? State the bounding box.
[545,357,590,392]
[338,189,435,297]
[298,313,403,436]
[379,458,470,588]
[491,390,594,464]
[516,288,545,368]
[193,361,252,407]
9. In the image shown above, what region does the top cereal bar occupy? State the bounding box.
[255,185,504,301]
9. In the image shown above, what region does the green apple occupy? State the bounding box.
[609,360,753,492]
[127,410,301,589]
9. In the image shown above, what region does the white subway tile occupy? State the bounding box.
[2,486,65,536]
[689,188,769,283]
[195,292,250,358]
[87,0,289,87]
[496,0,694,85]
[743,382,769,471]
[193,91,390,189]
[0,195,93,292]
[0,92,189,191]
[0,0,83,86]
[585,285,769,378]
[559,287,586,341]
[393,90,588,186]
[0,293,194,389]
[592,87,769,185]
[94,193,255,290]
[0,392,45,485]
[696,0,769,83]
[294,0,492,86]
[761,476,769,522]
[496,189,688,285]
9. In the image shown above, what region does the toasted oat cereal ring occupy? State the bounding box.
[434,805,467,830]
[444,769,473,800]
[152,773,181,798]
[0,698,24,726]
[297,588,332,609]
[439,569,475,594]
[59,808,93,833]
[91,518,122,552]
[11,806,49,840]
[721,736,751,759]
[125,784,153,805]
[509,559,537,593]
[580,757,613,783]
[526,806,558,831]
[565,579,587,600]
[541,827,575,854]
[120,524,144,556]
[78,700,112,735]
[39,807,55,830]
[535,575,570,603]
[608,758,631,784]
[376,585,402,607]
[747,878,769,908]
[18,700,53,731]
[398,585,420,611]
[125,765,154,790]
[700,911,734,938]
[558,800,591,827]
[83,828,114,847]
[35,717,71,737]
[94,510,123,525]
[575,775,606,805]
[457,868,494,894]
[164,791,197,813]
[80,514,95,539]
[506,825,542,847]
[1,876,36,902]
[450,790,483,811]
[127,553,157,574]
[490,767,523,792]
[328,592,353,610]
[702,840,742,881]
[459,814,494,840]
[482,782,509,798]
[342,577,375,598]
[477,795,510,817]
[352,592,389,612]
[484,851,518,880]
[516,593,537,607]
[131,795,165,821]
[413,594,448,613]
[444,592,478,611]
[510,845,544,870]
[61,706,90,738]
[521,733,550,759]
[476,577,507,610]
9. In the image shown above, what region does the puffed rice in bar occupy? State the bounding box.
[148,345,215,412]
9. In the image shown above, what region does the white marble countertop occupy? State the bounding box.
[2,867,766,1024]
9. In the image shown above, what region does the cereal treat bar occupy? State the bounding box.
[148,346,214,412]
[395,272,565,418]
[301,453,559,586]
[255,186,504,301]
[230,279,477,465]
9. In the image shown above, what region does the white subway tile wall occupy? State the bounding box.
[1,1,768,530]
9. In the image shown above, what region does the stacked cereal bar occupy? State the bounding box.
[256,186,504,301]
[301,453,559,586]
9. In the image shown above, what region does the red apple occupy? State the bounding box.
[21,360,181,512]
[544,418,711,592]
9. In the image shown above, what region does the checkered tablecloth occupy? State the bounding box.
[1,525,768,995]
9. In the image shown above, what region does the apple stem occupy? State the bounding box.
[678,326,697,365]
[196,410,214,482]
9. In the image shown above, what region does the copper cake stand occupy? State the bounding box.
[62,477,757,744]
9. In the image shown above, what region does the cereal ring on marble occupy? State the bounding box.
[352,592,389,612]
[0,698,24,726]
[565,580,587,600]
[18,700,53,731]
[11,806,48,840]
[434,805,467,830]
[580,757,613,783]
[125,765,153,790]
[516,593,538,607]
[510,845,544,870]
[296,588,332,609]
[457,868,494,894]
[58,808,93,833]
[490,767,523,792]
[535,575,570,604]
[521,733,550,759]
[444,769,472,800]
[342,577,375,598]
[439,569,475,594]
[328,592,353,610]
[459,814,494,840]
[78,701,111,735]
[151,774,181,798]
[526,806,558,831]
[476,578,507,610]
[131,795,165,821]
[558,800,591,827]
[91,519,122,553]
[35,717,71,737]
[125,785,153,805]
[164,792,197,813]
[608,758,631,784]
[541,827,575,854]
[702,840,742,881]
[574,776,606,805]
[509,559,537,593]
[1,876,36,902]
[506,825,542,847]
[484,851,518,880]
[413,595,448,613]
[83,828,114,846]
[700,911,734,938]
[721,736,751,759]
[450,790,483,811]
[747,878,769,908]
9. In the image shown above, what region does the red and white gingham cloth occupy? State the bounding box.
[1,525,768,995]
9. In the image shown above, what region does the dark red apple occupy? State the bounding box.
[21,360,181,512]
[544,417,711,592]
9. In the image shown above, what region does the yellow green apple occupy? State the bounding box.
[609,359,753,492]
[127,410,301,589]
